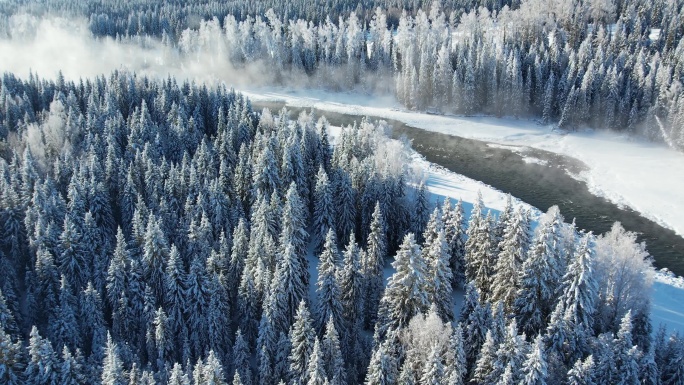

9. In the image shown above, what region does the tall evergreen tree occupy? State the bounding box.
[313,167,335,253]
[362,202,386,328]
[377,233,429,336]
[316,230,345,336]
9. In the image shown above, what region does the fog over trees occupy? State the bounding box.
[0,0,683,384]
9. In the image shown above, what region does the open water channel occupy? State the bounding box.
[253,101,684,276]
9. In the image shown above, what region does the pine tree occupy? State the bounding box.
[80,282,107,361]
[24,327,59,385]
[462,284,491,370]
[169,363,190,385]
[276,241,308,328]
[59,346,85,385]
[185,255,210,360]
[0,289,19,337]
[362,202,386,328]
[50,275,81,352]
[471,330,497,385]
[445,324,466,385]
[443,198,466,288]
[101,334,126,385]
[566,356,595,385]
[316,230,344,335]
[233,329,253,385]
[339,233,363,338]
[613,311,640,385]
[377,233,429,335]
[0,327,25,385]
[413,182,430,242]
[229,218,249,304]
[490,207,529,313]
[203,350,228,385]
[334,172,356,244]
[279,182,309,287]
[420,344,444,385]
[165,245,187,358]
[289,300,316,385]
[107,228,129,309]
[519,335,548,385]
[514,214,562,336]
[464,195,494,299]
[560,233,598,342]
[322,316,346,385]
[143,214,169,304]
[364,341,398,385]
[423,226,453,321]
[313,167,335,253]
[306,339,327,385]
[58,215,88,290]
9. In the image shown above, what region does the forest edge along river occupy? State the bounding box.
[253,101,684,277]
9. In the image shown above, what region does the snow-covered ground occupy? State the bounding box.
[319,99,684,335]
[240,86,684,242]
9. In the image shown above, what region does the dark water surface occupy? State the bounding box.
[253,101,684,276]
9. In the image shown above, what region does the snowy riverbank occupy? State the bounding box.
[240,86,684,242]
[325,105,684,335]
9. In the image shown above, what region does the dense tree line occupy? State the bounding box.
[2,0,683,149]
[0,70,682,384]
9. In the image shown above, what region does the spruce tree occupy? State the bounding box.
[306,339,327,385]
[519,335,548,385]
[362,202,386,328]
[377,233,429,335]
[101,333,126,385]
[233,329,253,385]
[313,167,335,253]
[316,230,344,336]
[490,207,529,313]
[289,300,316,385]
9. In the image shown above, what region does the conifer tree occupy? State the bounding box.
[442,198,466,288]
[519,335,548,385]
[364,341,398,385]
[339,233,363,338]
[307,339,327,385]
[322,316,346,385]
[362,202,386,328]
[377,233,429,335]
[233,329,253,385]
[560,233,599,344]
[59,346,86,385]
[464,196,494,299]
[420,344,444,385]
[0,327,24,385]
[289,300,316,385]
[107,228,129,309]
[566,356,595,385]
[316,230,344,335]
[50,275,81,352]
[279,182,309,286]
[101,333,126,385]
[313,167,335,252]
[24,326,59,385]
[490,207,529,313]
[514,214,562,336]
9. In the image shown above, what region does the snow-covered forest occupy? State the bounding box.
[0,70,680,384]
[1,0,683,384]
[2,0,684,149]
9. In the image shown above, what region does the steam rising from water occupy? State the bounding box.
[0,15,279,86]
